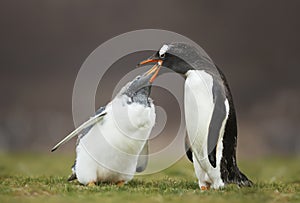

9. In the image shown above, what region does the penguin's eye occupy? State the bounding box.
[159,53,166,59]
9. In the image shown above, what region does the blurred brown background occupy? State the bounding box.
[0,0,299,157]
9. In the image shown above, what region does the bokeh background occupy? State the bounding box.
[0,0,299,158]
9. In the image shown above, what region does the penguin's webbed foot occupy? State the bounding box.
[87,182,96,187]
[200,185,210,191]
[199,181,211,191]
[116,180,125,187]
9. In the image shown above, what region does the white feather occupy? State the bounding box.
[185,70,214,160]
[159,44,169,56]
[185,70,230,189]
[75,95,155,185]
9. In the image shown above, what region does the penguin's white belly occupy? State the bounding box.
[76,142,132,184]
[185,70,215,161]
[75,101,155,185]
[184,70,214,161]
[185,70,228,189]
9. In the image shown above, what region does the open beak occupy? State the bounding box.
[138,54,163,67]
[125,63,161,97]
[143,64,161,83]
[138,55,163,83]
[139,58,163,66]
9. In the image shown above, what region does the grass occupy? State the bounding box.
[0,153,299,203]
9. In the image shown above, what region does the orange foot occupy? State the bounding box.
[116,180,125,187]
[200,185,210,191]
[87,182,96,187]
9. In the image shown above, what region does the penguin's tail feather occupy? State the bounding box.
[67,160,77,181]
[233,169,253,187]
[67,173,77,181]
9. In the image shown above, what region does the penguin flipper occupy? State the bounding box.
[207,73,228,168]
[185,135,193,163]
[51,107,107,152]
[136,141,149,172]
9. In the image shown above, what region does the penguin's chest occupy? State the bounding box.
[76,101,155,183]
[184,70,215,157]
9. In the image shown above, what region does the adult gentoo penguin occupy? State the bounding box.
[51,64,160,186]
[138,42,252,189]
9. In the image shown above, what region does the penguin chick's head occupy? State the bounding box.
[138,42,215,75]
[123,64,160,106]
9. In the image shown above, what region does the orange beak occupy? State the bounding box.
[144,64,161,83]
[139,59,163,66]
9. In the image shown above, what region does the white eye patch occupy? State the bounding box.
[159,44,169,56]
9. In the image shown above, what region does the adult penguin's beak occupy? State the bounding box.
[138,55,163,67]
[143,63,161,83]
[126,64,161,96]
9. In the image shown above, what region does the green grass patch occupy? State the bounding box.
[0,153,299,203]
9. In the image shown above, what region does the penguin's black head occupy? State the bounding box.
[123,64,160,106]
[138,42,215,75]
